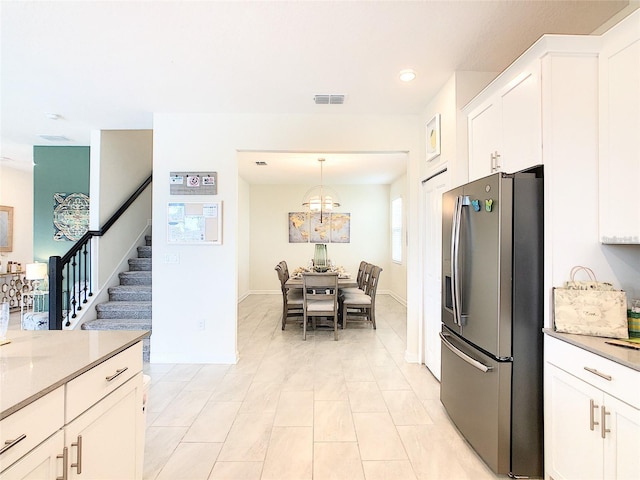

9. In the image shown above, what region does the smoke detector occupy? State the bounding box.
[314,94,345,105]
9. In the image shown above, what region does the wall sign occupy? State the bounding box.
[170,171,217,195]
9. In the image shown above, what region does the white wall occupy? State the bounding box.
[237,176,251,301]
[389,174,407,304]
[90,130,153,289]
[0,165,33,267]
[248,183,394,296]
[152,113,420,364]
[542,53,640,317]
[413,72,496,366]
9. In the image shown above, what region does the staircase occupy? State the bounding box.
[81,235,152,361]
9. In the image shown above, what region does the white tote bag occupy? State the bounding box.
[553,266,628,339]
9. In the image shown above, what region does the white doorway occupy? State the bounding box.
[422,168,449,381]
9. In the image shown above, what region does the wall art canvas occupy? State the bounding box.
[330,213,351,243]
[288,212,310,243]
[309,212,331,243]
[288,212,351,244]
[53,193,90,241]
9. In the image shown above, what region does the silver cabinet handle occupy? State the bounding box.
[71,435,82,474]
[494,151,501,170]
[490,151,502,171]
[56,446,68,480]
[584,367,612,381]
[601,406,611,439]
[105,367,128,382]
[589,399,599,431]
[0,433,27,455]
[440,332,493,373]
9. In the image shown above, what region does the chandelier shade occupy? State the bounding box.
[302,158,340,222]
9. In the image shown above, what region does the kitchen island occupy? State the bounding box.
[0,330,148,479]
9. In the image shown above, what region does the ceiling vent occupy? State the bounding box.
[314,94,345,105]
[38,134,71,142]
[255,161,268,166]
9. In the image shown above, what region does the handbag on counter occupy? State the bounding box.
[553,266,628,339]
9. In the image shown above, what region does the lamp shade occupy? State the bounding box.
[26,262,47,280]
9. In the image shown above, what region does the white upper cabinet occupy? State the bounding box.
[599,10,640,244]
[467,62,541,181]
[464,36,603,184]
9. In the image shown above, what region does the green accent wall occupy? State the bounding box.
[33,146,90,263]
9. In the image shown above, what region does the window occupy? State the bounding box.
[391,197,402,263]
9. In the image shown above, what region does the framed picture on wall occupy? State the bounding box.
[0,205,13,252]
[426,114,441,162]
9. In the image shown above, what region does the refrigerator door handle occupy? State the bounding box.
[450,195,459,325]
[440,332,493,373]
[451,195,468,326]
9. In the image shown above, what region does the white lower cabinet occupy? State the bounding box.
[65,374,143,479]
[0,342,144,480]
[0,431,64,480]
[544,335,640,480]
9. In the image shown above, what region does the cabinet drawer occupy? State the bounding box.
[66,343,142,422]
[0,386,64,472]
[545,335,640,408]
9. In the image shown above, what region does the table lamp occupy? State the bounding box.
[26,262,48,292]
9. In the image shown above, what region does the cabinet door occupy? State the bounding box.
[603,394,640,480]
[0,430,64,480]
[545,363,603,480]
[65,374,143,480]
[500,65,541,173]
[468,99,500,181]
[598,14,640,243]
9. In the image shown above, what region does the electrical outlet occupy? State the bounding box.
[197,319,205,331]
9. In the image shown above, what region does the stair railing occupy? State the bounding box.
[48,174,152,329]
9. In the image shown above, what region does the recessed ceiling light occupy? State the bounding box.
[399,69,417,82]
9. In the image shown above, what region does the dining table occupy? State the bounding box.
[285,273,358,291]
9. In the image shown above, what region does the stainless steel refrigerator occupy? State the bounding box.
[440,167,544,478]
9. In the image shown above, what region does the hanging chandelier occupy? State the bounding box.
[302,158,340,223]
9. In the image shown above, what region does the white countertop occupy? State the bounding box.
[0,330,149,420]
[544,329,640,372]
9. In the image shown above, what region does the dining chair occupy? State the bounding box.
[340,265,382,329]
[302,272,339,341]
[275,262,304,330]
[339,261,369,295]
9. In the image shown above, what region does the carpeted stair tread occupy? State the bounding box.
[108,285,152,301]
[119,270,152,286]
[137,245,152,258]
[128,257,152,271]
[82,317,152,331]
[96,301,152,319]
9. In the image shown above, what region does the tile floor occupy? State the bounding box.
[141,294,503,480]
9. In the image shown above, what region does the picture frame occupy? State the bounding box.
[426,113,441,162]
[0,205,13,252]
